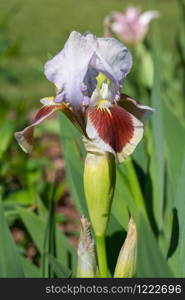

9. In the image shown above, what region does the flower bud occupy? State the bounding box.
[83,149,116,237]
[114,217,137,278]
[107,7,159,45]
[77,216,98,278]
[135,43,154,88]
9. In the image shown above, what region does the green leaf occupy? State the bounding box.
[164,103,185,201]
[36,196,48,220]
[0,115,15,159]
[114,163,146,222]
[168,152,185,276]
[124,159,147,218]
[55,229,77,276]
[137,215,173,277]
[59,113,88,215]
[18,208,77,274]
[159,104,185,257]
[0,192,24,277]
[133,140,148,174]
[106,214,126,276]
[47,254,71,278]
[111,166,130,230]
[3,190,35,206]
[18,208,45,253]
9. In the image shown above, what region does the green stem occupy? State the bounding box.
[96,235,108,278]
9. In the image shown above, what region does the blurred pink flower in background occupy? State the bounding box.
[105,7,159,45]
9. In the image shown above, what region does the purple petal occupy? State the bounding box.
[44,31,132,107]
[95,37,132,85]
[84,37,132,101]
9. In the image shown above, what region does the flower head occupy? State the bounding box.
[105,7,159,45]
[15,31,154,162]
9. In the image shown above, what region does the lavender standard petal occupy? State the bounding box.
[44,31,97,107]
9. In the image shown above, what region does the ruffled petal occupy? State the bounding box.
[85,38,132,105]
[93,37,132,86]
[14,102,70,153]
[119,94,155,122]
[86,105,143,162]
[44,31,97,107]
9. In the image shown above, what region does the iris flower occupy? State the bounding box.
[15,31,153,162]
[105,7,159,45]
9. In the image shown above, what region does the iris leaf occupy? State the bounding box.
[59,113,88,215]
[0,192,24,277]
[137,214,173,277]
[148,23,164,230]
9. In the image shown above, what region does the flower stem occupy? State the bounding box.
[96,235,108,277]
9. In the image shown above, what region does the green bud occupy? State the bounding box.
[114,217,137,278]
[83,151,116,237]
[77,216,98,278]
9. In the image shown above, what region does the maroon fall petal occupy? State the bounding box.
[14,104,66,153]
[86,104,143,161]
[89,106,134,152]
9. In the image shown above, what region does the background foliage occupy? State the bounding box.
[0,0,184,277]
